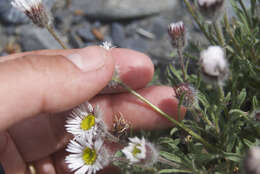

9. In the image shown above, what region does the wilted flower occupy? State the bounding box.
[65,102,107,141]
[112,112,130,139]
[243,146,260,174]
[173,83,198,108]
[168,21,185,48]
[11,0,52,28]
[122,137,159,166]
[199,46,229,86]
[65,137,110,174]
[197,0,225,21]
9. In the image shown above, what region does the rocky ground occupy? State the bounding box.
[0,0,250,65]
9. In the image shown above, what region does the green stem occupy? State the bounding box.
[46,25,68,49]
[238,0,252,27]
[213,21,225,47]
[114,79,217,152]
[224,14,245,59]
[158,156,193,173]
[215,86,225,133]
[177,45,187,82]
[191,108,215,128]
[183,0,216,44]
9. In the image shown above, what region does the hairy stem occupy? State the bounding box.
[46,25,68,49]
[213,21,225,47]
[183,0,216,44]
[177,45,187,82]
[113,79,217,152]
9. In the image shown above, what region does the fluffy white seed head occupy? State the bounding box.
[200,46,229,86]
[244,146,260,174]
[197,0,225,22]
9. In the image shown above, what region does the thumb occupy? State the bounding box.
[0,46,115,131]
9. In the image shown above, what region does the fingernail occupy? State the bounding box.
[65,48,107,72]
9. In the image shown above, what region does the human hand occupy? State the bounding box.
[0,46,186,174]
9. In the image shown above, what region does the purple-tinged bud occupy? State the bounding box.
[173,83,198,108]
[197,0,225,21]
[11,0,52,28]
[168,21,185,48]
[243,146,260,174]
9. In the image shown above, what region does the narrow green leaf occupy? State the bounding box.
[160,152,182,164]
[222,152,242,162]
[159,169,193,174]
[237,88,247,108]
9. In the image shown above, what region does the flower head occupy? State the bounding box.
[65,102,106,141]
[100,41,114,51]
[168,21,185,48]
[173,83,198,108]
[197,0,225,21]
[199,46,229,86]
[65,137,110,174]
[122,137,159,166]
[11,0,51,27]
[243,146,260,174]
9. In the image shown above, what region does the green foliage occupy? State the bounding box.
[156,0,260,173]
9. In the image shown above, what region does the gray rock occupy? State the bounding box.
[0,0,55,25]
[70,0,178,20]
[121,37,149,52]
[0,26,8,52]
[111,22,125,46]
[19,25,63,51]
[76,22,96,42]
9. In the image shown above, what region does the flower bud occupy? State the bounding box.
[197,0,225,21]
[168,21,185,48]
[243,146,260,174]
[199,46,229,86]
[173,83,198,108]
[11,0,52,28]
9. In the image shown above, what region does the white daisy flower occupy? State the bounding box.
[65,102,106,141]
[11,0,51,27]
[100,41,114,50]
[122,137,146,163]
[122,137,159,166]
[65,137,110,174]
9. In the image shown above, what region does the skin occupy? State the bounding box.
[0,46,186,174]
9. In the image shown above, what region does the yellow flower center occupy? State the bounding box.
[132,144,141,157]
[80,114,95,130]
[82,147,97,165]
